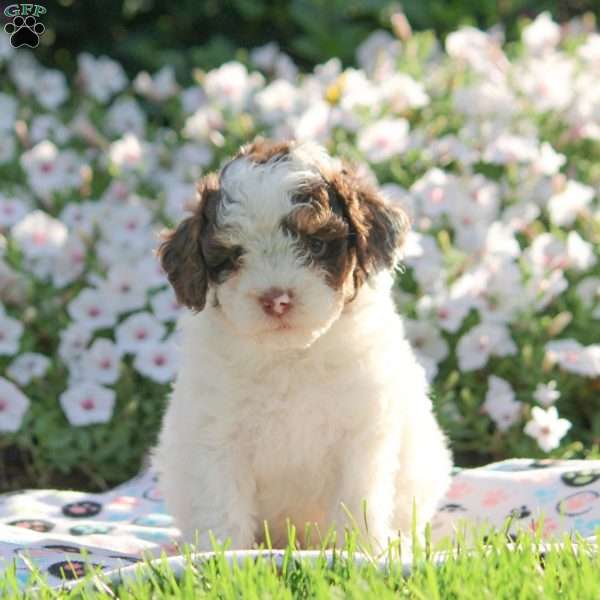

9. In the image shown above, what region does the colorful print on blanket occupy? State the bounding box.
[0,460,598,588]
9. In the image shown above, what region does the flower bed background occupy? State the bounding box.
[0,11,599,492]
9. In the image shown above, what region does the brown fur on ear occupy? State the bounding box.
[328,168,410,290]
[157,174,220,312]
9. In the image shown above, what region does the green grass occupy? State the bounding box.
[2,526,599,599]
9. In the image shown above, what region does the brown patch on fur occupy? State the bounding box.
[326,167,410,293]
[237,138,292,164]
[283,183,354,290]
[157,173,220,312]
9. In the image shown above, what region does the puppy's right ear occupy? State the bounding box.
[157,175,218,313]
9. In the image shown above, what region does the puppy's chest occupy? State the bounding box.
[234,366,353,480]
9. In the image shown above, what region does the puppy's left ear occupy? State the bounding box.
[329,168,410,282]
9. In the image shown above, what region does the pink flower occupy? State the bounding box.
[116,312,166,354]
[82,338,122,385]
[67,288,117,331]
[59,382,116,426]
[133,340,178,383]
[357,118,410,163]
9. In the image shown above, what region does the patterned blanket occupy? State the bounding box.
[1,459,598,588]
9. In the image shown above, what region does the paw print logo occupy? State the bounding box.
[4,15,45,48]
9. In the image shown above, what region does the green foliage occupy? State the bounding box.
[37,0,600,77]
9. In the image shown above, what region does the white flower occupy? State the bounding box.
[482,222,520,258]
[525,233,569,274]
[0,311,23,355]
[0,92,17,132]
[108,133,147,171]
[105,97,147,136]
[59,382,116,426]
[67,288,117,331]
[78,54,128,103]
[181,85,207,114]
[133,340,178,383]
[578,33,600,62]
[0,377,30,432]
[527,269,568,310]
[293,101,332,142]
[445,27,507,76]
[522,12,560,55]
[204,61,260,111]
[524,406,571,452]
[410,168,463,219]
[59,323,92,366]
[357,118,410,163]
[82,338,122,385]
[97,264,149,314]
[548,180,594,226]
[404,320,449,364]
[517,54,574,112]
[576,277,600,310]
[379,73,429,112]
[11,210,67,259]
[251,41,281,71]
[356,30,400,77]
[457,323,517,371]
[416,354,438,382]
[482,376,522,432]
[116,312,166,354]
[483,134,539,165]
[7,353,50,386]
[20,141,83,199]
[533,381,560,407]
[182,107,223,141]
[98,202,153,247]
[137,254,169,289]
[133,66,178,102]
[566,231,596,271]
[453,80,515,118]
[150,289,181,323]
[545,340,600,377]
[35,70,68,109]
[255,79,298,124]
[51,234,87,288]
[416,293,471,334]
[0,195,29,229]
[535,142,566,175]
[59,202,97,236]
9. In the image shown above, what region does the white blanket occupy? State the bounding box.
[1,459,598,587]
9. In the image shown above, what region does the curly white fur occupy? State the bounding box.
[153,142,452,550]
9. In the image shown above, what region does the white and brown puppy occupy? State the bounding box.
[153,139,452,550]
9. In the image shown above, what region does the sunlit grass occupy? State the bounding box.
[2,524,598,599]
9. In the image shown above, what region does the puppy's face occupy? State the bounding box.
[159,140,409,349]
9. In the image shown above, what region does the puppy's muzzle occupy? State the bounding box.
[259,288,294,317]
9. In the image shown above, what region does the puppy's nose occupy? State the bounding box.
[259,287,293,317]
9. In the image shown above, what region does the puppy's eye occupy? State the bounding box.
[308,238,328,258]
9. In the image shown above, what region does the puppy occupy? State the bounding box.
[153,139,452,550]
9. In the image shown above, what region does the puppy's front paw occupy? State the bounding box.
[179,514,257,551]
